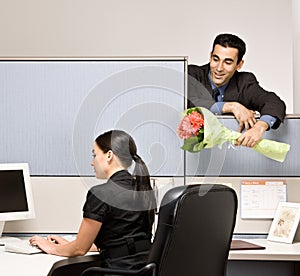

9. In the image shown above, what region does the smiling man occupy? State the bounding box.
[188,33,286,148]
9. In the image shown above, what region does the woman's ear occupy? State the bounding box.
[106,150,113,162]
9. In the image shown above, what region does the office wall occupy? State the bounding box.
[292,0,300,113]
[0,0,294,112]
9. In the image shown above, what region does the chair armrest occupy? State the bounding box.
[81,263,156,276]
[48,254,102,276]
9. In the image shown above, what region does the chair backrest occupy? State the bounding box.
[148,184,237,276]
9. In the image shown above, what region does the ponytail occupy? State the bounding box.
[95,130,156,215]
[132,154,150,191]
[131,153,155,230]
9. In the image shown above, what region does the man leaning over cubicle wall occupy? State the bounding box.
[188,33,286,148]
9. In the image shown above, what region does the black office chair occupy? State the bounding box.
[81,184,237,276]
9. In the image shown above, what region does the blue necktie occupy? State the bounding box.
[212,87,220,101]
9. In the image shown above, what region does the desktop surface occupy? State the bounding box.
[0,250,63,276]
[229,239,300,261]
[1,239,300,276]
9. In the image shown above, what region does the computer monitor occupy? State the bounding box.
[0,163,35,237]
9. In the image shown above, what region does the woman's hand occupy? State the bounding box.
[29,235,61,254]
[46,235,69,245]
[29,218,102,257]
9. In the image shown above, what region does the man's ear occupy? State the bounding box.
[237,59,244,71]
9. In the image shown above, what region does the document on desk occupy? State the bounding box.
[241,180,287,219]
[230,240,265,250]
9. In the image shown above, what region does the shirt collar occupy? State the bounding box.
[208,71,228,95]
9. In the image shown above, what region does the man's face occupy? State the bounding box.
[209,44,244,87]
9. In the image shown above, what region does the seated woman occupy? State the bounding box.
[30,130,156,269]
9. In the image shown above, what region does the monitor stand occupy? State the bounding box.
[0,221,4,237]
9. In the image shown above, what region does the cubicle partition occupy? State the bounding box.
[0,58,186,177]
[1,58,300,237]
[1,57,187,234]
[186,115,300,236]
[186,115,299,177]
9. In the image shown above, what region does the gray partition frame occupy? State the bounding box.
[186,115,300,177]
[0,57,187,177]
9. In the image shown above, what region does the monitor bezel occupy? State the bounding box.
[0,163,35,221]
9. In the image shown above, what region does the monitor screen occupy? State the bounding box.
[0,163,35,236]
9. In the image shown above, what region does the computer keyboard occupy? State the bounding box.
[1,237,43,254]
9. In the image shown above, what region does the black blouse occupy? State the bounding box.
[83,170,153,250]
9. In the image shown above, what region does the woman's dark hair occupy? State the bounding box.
[95,130,155,227]
[212,33,246,64]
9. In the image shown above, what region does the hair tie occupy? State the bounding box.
[133,154,140,162]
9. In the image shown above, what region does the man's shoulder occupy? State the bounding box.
[188,63,208,72]
[188,64,209,81]
[235,70,257,83]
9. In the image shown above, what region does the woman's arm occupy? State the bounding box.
[29,218,101,257]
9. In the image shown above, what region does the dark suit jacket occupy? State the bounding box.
[188,63,286,129]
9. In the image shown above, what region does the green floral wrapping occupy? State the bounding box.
[180,107,290,163]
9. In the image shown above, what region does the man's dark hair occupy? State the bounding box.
[212,33,246,64]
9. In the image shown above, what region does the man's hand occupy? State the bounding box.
[222,102,269,148]
[223,102,256,132]
[236,120,268,148]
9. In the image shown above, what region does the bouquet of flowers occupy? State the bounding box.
[177,107,290,162]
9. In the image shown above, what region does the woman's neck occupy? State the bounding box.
[106,166,126,179]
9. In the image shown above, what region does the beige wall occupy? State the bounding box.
[292,0,300,113]
[0,0,294,112]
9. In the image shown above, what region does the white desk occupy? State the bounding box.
[0,251,64,276]
[1,239,300,276]
[228,239,300,276]
[229,239,300,261]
